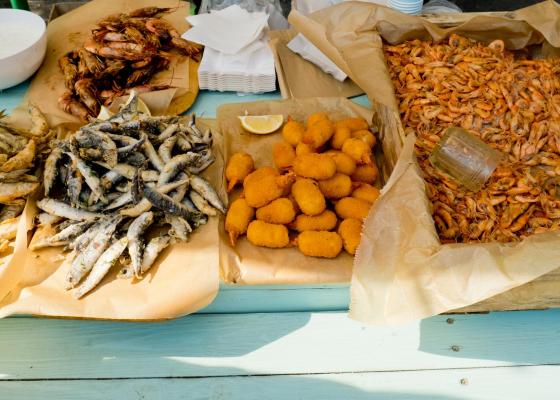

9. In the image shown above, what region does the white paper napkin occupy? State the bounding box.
[287,33,347,82]
[183,5,268,54]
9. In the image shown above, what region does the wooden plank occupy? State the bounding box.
[1,309,559,380]
[201,284,350,313]
[2,365,558,400]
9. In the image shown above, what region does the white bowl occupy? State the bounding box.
[0,9,47,90]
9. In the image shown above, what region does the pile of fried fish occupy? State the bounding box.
[32,97,225,298]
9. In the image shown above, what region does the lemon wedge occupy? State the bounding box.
[97,106,114,121]
[239,115,284,134]
[124,91,151,116]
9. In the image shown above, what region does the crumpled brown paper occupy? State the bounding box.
[217,97,373,285]
[290,1,560,324]
[0,119,222,320]
[17,0,197,130]
[268,30,363,99]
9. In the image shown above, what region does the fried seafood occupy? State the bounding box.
[225,197,254,246]
[226,152,254,192]
[290,210,338,232]
[0,106,52,254]
[291,178,326,217]
[318,173,352,199]
[244,171,295,208]
[247,220,290,248]
[352,183,380,204]
[335,197,371,220]
[338,218,362,255]
[384,34,560,242]
[33,98,223,296]
[295,231,342,258]
[57,7,202,120]
[293,153,336,180]
[342,138,373,165]
[282,118,305,146]
[273,142,296,170]
[225,112,379,257]
[256,198,296,224]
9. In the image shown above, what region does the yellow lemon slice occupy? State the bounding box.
[124,91,152,116]
[239,115,284,134]
[97,106,114,121]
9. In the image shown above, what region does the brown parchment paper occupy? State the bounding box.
[20,0,197,129]
[290,1,560,323]
[217,97,373,285]
[0,119,222,320]
[268,30,363,99]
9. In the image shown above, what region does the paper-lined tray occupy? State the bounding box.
[290,1,560,324]
[218,97,374,285]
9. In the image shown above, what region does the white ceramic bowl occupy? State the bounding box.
[0,9,47,90]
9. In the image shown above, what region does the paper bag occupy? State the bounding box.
[290,1,560,323]
[0,119,222,320]
[218,97,373,285]
[268,30,363,99]
[17,0,198,130]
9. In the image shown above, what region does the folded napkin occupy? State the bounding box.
[183,5,268,54]
[287,33,347,82]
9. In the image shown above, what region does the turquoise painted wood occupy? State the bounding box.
[1,310,560,380]
[2,365,559,400]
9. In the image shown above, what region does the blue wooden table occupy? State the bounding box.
[1,82,559,400]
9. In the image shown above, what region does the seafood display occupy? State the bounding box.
[58,6,202,121]
[225,114,380,257]
[384,34,560,243]
[32,96,224,298]
[0,106,52,254]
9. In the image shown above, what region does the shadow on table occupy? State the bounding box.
[0,312,311,360]
[418,308,560,364]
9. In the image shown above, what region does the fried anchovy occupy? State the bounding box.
[189,190,217,216]
[67,152,106,203]
[189,175,225,213]
[37,198,103,221]
[141,133,164,172]
[73,236,128,299]
[43,147,64,196]
[66,216,121,288]
[127,211,154,278]
[157,153,201,185]
[139,235,171,276]
[143,185,202,221]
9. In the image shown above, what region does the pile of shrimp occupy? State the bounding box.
[384,34,560,243]
[58,6,202,121]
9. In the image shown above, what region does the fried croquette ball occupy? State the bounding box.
[318,173,352,199]
[330,124,351,150]
[244,171,295,208]
[351,163,378,184]
[293,153,336,180]
[307,112,329,126]
[247,220,289,249]
[226,152,255,192]
[273,142,296,170]
[282,117,305,146]
[351,130,376,148]
[296,231,342,258]
[325,150,356,175]
[290,210,338,232]
[256,198,296,224]
[342,138,373,164]
[243,167,278,189]
[303,118,335,148]
[335,197,372,220]
[225,198,255,246]
[352,183,380,203]
[291,178,326,216]
[337,117,369,132]
[338,218,362,255]
[296,142,315,156]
